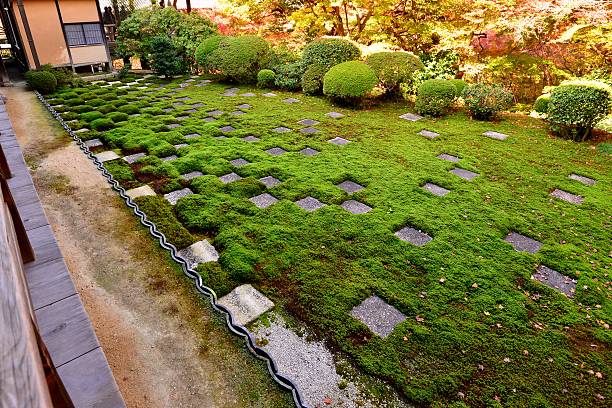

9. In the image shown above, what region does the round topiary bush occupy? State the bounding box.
[302,64,328,96]
[90,118,115,131]
[533,93,551,114]
[274,61,305,91]
[449,79,467,96]
[302,38,361,69]
[118,104,140,115]
[195,35,225,72]
[462,83,514,121]
[323,61,378,105]
[365,52,424,96]
[547,80,612,141]
[24,71,58,94]
[415,79,458,117]
[201,35,271,83]
[107,112,129,123]
[257,69,275,88]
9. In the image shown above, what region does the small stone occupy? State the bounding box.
[237,104,251,109]
[163,188,193,205]
[568,173,595,186]
[341,200,372,214]
[174,143,188,149]
[74,128,89,133]
[95,151,120,162]
[126,185,156,199]
[350,295,406,338]
[326,112,344,119]
[250,193,279,209]
[84,138,103,148]
[532,265,577,297]
[207,110,224,116]
[161,155,178,162]
[299,147,319,156]
[214,135,227,140]
[550,189,584,204]
[176,115,189,121]
[295,196,326,212]
[504,232,542,254]
[220,125,236,133]
[483,130,508,141]
[437,153,461,163]
[262,92,277,97]
[399,112,423,121]
[203,117,216,123]
[298,119,320,126]
[219,172,242,183]
[395,226,432,246]
[450,168,479,181]
[422,183,450,196]
[181,171,203,181]
[241,135,260,142]
[272,126,291,133]
[418,129,440,139]
[185,133,200,139]
[167,123,181,129]
[283,98,300,103]
[300,127,320,134]
[217,284,275,326]
[241,92,256,97]
[230,158,250,167]
[177,240,219,269]
[336,180,365,194]
[328,137,351,145]
[123,152,146,164]
[266,147,287,156]
[191,103,205,108]
[231,110,246,116]
[259,176,281,188]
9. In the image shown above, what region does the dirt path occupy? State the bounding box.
[2,86,291,408]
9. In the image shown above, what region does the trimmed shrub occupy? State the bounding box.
[274,61,305,91]
[202,35,271,83]
[462,83,514,121]
[365,52,424,95]
[24,71,57,94]
[533,93,551,114]
[415,79,457,117]
[195,35,225,72]
[107,112,129,123]
[118,104,140,115]
[548,80,612,141]
[150,35,185,77]
[90,118,115,131]
[302,64,328,96]
[257,69,275,88]
[302,38,360,69]
[80,111,104,122]
[449,79,467,96]
[323,61,378,104]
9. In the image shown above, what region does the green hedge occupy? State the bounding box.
[273,61,305,91]
[257,69,275,88]
[25,71,57,94]
[302,64,328,96]
[462,83,513,121]
[365,52,424,95]
[302,38,360,69]
[415,79,457,117]
[133,195,196,249]
[323,61,377,104]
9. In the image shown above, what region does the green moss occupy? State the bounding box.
[107,112,129,123]
[103,160,139,189]
[80,111,104,122]
[133,195,196,249]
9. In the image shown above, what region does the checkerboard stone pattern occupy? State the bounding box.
[437,153,460,163]
[84,139,103,148]
[273,126,292,133]
[395,226,432,246]
[220,125,236,133]
[181,171,203,180]
[185,133,200,139]
[350,295,406,338]
[177,240,219,269]
[399,112,423,121]
[208,110,224,116]
[250,193,278,209]
[95,151,120,162]
[230,158,250,167]
[299,147,319,156]
[326,112,344,119]
[504,232,542,254]
[219,172,242,183]
[259,176,281,188]
[532,265,577,297]
[418,129,439,139]
[167,123,181,129]
[300,127,320,134]
[283,98,300,103]
[336,181,364,194]
[328,137,351,145]
[483,131,508,141]
[242,135,260,142]
[298,119,320,126]
[450,168,479,181]
[295,197,326,212]
[164,188,193,205]
[568,173,595,186]
[266,147,287,156]
[341,200,372,214]
[125,185,156,200]
[217,284,275,326]
[550,189,584,204]
[422,183,450,196]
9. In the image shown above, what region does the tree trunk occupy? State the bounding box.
[186,0,191,13]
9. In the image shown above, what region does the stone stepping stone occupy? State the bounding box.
[203,117,216,123]
[185,79,196,82]
[550,189,583,204]
[483,131,508,141]
[568,173,595,186]
[219,172,242,183]
[437,153,460,163]
[164,188,193,205]
[237,104,252,109]
[266,147,287,156]
[504,232,542,254]
[207,110,224,116]
[167,123,181,129]
[250,193,278,209]
[242,135,260,142]
[84,139,103,148]
[177,96,192,101]
[259,176,281,188]
[220,125,236,133]
[230,158,250,167]
[350,295,406,338]
[172,101,185,106]
[450,168,479,181]
[185,133,200,139]
[262,92,277,97]
[161,155,178,162]
[395,226,432,246]
[74,128,89,134]
[300,127,320,134]
[174,143,188,149]
[215,136,228,140]
[163,107,174,113]
[399,112,422,121]
[295,197,326,212]
[422,183,450,197]
[272,126,292,133]
[241,93,256,97]
[123,152,146,164]
[191,103,205,108]
[336,180,364,194]
[183,108,197,113]
[283,98,300,103]
[95,151,120,162]
[222,92,237,97]
[217,284,274,326]
[326,112,344,119]
[328,137,351,145]
[181,171,203,180]
[176,115,189,121]
[130,114,141,118]
[227,87,240,92]
[299,147,319,156]
[341,200,372,214]
[231,110,246,116]
[177,239,219,269]
[418,129,439,139]
[532,265,576,297]
[298,119,320,126]
[126,185,156,200]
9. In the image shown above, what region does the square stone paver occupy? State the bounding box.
[422,183,450,196]
[298,119,320,126]
[177,240,219,269]
[550,189,584,204]
[350,295,406,338]
[300,127,320,134]
[219,172,242,183]
[123,152,146,164]
[95,151,120,162]
[207,110,224,116]
[295,197,326,212]
[328,137,351,145]
[83,138,103,149]
[266,147,287,156]
[336,180,365,194]
[483,131,508,141]
[231,111,246,116]
[181,171,203,180]
[450,168,479,181]
[395,226,432,246]
[259,176,281,188]
[203,117,216,123]
[174,143,188,149]
[176,115,189,121]
[326,112,344,119]
[126,185,156,200]
[532,265,577,297]
[242,135,260,142]
[214,135,228,140]
[437,153,461,163]
[191,103,205,108]
[163,188,193,205]
[230,158,250,167]
[241,92,256,97]
[283,98,300,103]
[272,126,292,133]
[568,173,595,186]
[250,193,278,209]
[399,112,423,121]
[167,123,181,129]
[504,232,542,254]
[161,155,178,162]
[74,128,88,134]
[262,92,277,97]
[341,200,372,214]
[222,92,237,97]
[185,133,200,139]
[226,87,240,93]
[162,107,174,113]
[237,104,251,109]
[172,102,185,106]
[419,129,440,139]
[220,125,236,133]
[217,284,274,326]
[299,147,319,156]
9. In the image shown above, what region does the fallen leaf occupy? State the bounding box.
[503,357,511,363]
[416,315,425,322]
[323,397,332,405]
[472,282,478,288]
